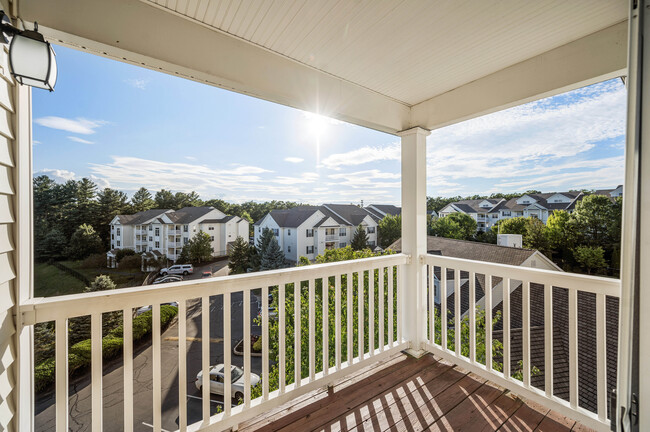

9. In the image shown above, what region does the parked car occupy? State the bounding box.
[202,271,212,278]
[135,301,179,316]
[195,364,260,401]
[153,275,183,285]
[257,294,277,319]
[160,264,193,276]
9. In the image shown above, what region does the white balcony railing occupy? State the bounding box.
[325,235,337,241]
[23,254,408,432]
[422,254,620,431]
[168,229,181,236]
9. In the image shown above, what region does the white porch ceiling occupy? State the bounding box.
[18,0,628,134]
[148,0,626,106]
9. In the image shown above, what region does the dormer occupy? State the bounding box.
[611,185,623,197]
[479,200,493,209]
[516,194,537,205]
[546,193,571,203]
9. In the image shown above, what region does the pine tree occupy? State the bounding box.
[254,228,284,271]
[228,236,251,274]
[131,187,155,212]
[351,225,369,250]
[260,235,285,270]
[66,224,104,260]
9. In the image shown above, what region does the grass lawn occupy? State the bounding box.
[34,263,86,297]
[61,261,147,288]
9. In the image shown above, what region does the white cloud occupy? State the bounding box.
[124,78,149,90]
[284,157,304,163]
[68,136,94,144]
[321,143,400,170]
[34,117,106,135]
[185,156,197,161]
[328,169,400,189]
[35,169,76,182]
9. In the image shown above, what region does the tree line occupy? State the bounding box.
[33,175,302,262]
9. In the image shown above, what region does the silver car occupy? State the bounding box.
[195,364,260,401]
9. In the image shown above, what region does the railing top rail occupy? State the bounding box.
[423,253,620,297]
[21,253,409,324]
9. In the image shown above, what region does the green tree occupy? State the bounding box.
[546,210,573,268]
[570,195,616,247]
[524,217,549,255]
[85,274,117,293]
[573,246,606,275]
[430,213,476,240]
[494,217,527,236]
[179,232,214,263]
[37,228,68,260]
[260,235,285,270]
[66,224,104,260]
[96,188,130,247]
[154,189,176,209]
[131,187,155,212]
[351,225,369,250]
[228,236,252,274]
[378,214,401,248]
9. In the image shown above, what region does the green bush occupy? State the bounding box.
[119,255,142,270]
[81,253,106,269]
[35,305,178,393]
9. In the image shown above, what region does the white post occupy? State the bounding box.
[399,127,430,357]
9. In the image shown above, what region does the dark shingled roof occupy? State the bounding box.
[117,209,171,225]
[323,204,374,226]
[202,215,237,224]
[255,204,377,228]
[265,206,321,228]
[166,207,217,224]
[388,236,537,267]
[367,204,401,217]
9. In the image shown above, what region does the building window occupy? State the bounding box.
[117,241,121,247]
[369,240,375,247]
[210,236,214,241]
[149,225,152,231]
[258,227,261,233]
[339,228,346,236]
[155,227,160,236]
[116,228,121,236]
[367,226,375,234]
[111,226,115,231]
[325,228,336,236]
[111,234,114,240]
[155,241,160,248]
[306,246,314,254]
[306,229,313,237]
[273,228,279,236]
[184,238,189,245]
[183,225,189,232]
[339,242,346,248]
[208,226,214,231]
[288,246,291,253]
[149,236,153,242]
[288,229,291,235]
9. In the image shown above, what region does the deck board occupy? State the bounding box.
[241,352,596,432]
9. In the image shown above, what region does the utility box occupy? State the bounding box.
[497,234,522,248]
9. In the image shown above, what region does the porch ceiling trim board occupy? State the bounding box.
[19,0,627,135]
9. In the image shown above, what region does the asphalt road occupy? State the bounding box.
[35,262,265,432]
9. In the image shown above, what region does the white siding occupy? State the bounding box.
[0,39,16,432]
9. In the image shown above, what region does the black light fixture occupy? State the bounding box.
[0,11,57,91]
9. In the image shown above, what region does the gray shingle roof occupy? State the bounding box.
[166,207,216,224]
[116,209,171,225]
[202,215,237,224]
[367,204,401,217]
[265,206,321,228]
[322,204,374,226]
[387,236,537,266]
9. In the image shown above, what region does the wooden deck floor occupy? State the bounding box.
[240,353,594,432]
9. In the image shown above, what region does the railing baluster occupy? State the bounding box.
[429,265,434,345]
[369,269,375,356]
[358,272,364,361]
[123,309,133,432]
[569,289,578,409]
[309,279,315,381]
[335,274,342,370]
[178,300,187,431]
[379,267,385,352]
[262,285,269,400]
[544,284,553,398]
[323,276,329,375]
[441,267,447,350]
[346,273,353,365]
[454,269,460,357]
[294,281,301,387]
[469,272,476,363]
[55,318,69,432]
[486,274,493,371]
[523,281,531,387]
[224,292,232,416]
[153,303,162,431]
[397,265,402,343]
[91,313,103,432]
[504,279,511,379]
[597,293,607,421]
[244,290,251,407]
[389,266,394,347]
[278,284,285,394]
[201,297,210,423]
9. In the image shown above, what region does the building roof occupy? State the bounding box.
[202,215,237,224]
[262,206,321,228]
[116,209,171,225]
[165,207,217,224]
[115,206,223,226]
[387,236,538,267]
[254,204,379,228]
[366,204,401,218]
[444,192,588,215]
[323,204,374,226]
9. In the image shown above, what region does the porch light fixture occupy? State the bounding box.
[0,11,57,91]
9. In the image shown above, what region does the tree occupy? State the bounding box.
[430,213,476,240]
[351,225,369,250]
[131,187,155,212]
[494,217,527,236]
[573,246,606,275]
[228,236,251,274]
[570,195,616,247]
[524,217,549,255]
[254,228,285,271]
[66,224,104,260]
[96,188,130,247]
[154,189,176,209]
[179,232,214,263]
[378,215,401,248]
[37,228,68,260]
[85,274,117,293]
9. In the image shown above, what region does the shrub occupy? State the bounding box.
[119,255,142,270]
[252,336,262,353]
[81,253,107,269]
[115,248,136,262]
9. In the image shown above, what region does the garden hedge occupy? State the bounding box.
[35,305,178,392]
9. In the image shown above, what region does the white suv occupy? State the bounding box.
[160,264,193,276]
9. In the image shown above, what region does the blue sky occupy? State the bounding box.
[33,45,626,205]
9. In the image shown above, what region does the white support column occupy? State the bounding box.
[399,126,430,357]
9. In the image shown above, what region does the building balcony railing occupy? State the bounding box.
[168,229,181,236]
[21,253,619,431]
[325,234,337,241]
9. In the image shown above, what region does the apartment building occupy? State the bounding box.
[253,204,381,262]
[108,206,249,264]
